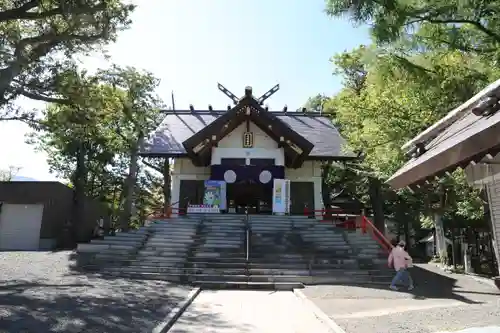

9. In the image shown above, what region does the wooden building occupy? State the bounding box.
[0,181,109,250]
[387,79,500,284]
[140,85,355,216]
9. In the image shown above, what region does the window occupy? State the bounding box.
[220,158,246,166]
[249,158,275,167]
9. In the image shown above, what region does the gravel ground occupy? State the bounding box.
[302,264,500,333]
[0,251,192,333]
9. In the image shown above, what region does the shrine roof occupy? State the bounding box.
[140,110,355,160]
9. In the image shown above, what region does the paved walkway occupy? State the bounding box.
[168,290,334,332]
[301,264,500,333]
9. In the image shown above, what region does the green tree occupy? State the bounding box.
[31,66,164,243]
[326,45,489,238]
[299,94,329,112]
[0,0,134,121]
[324,0,500,63]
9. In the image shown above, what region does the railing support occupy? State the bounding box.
[245,206,250,262]
[246,228,250,262]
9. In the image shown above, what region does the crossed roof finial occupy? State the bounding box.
[217,83,280,106]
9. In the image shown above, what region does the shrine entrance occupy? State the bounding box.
[226,180,273,214]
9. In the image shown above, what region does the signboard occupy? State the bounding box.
[187,205,220,214]
[272,179,290,214]
[203,180,227,210]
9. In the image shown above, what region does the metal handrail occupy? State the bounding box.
[245,205,250,262]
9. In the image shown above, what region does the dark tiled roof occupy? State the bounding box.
[141,111,354,158]
[387,110,500,188]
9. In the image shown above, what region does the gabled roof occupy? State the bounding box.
[387,81,500,189]
[181,96,315,167]
[141,111,355,160]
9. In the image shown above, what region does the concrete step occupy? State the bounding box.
[307,233,346,238]
[191,254,247,262]
[192,281,304,291]
[152,228,196,236]
[250,221,293,225]
[144,241,193,248]
[147,238,194,244]
[139,250,188,256]
[199,245,242,251]
[103,233,148,240]
[204,226,244,232]
[151,223,197,228]
[104,266,185,274]
[250,227,292,231]
[93,246,136,254]
[203,237,243,242]
[90,239,144,246]
[190,268,248,275]
[201,240,244,246]
[115,260,186,267]
[98,271,184,282]
[251,249,353,256]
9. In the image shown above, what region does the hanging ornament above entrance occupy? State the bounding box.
[224,170,237,183]
[259,170,272,184]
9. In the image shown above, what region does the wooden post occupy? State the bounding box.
[361,209,367,234]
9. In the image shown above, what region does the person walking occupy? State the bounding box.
[388,240,414,291]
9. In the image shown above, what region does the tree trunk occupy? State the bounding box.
[321,162,332,207]
[434,186,447,263]
[369,177,385,233]
[403,206,410,247]
[119,136,143,231]
[163,158,171,214]
[69,142,87,247]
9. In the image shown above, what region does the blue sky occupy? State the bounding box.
[0,0,370,181]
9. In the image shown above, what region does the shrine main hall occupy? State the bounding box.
[140,85,355,216]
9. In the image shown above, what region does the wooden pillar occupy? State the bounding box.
[163,158,171,216]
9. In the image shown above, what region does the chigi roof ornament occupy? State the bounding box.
[217,83,280,107]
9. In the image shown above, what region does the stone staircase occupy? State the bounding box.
[77,216,202,281]
[76,214,393,287]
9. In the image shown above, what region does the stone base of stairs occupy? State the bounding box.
[76,214,394,288]
[192,281,304,291]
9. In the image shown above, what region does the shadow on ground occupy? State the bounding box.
[0,277,241,333]
[310,264,500,304]
[0,251,238,333]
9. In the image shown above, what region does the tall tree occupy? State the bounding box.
[327,45,489,236]
[99,65,164,230]
[325,0,500,61]
[31,66,164,241]
[0,0,134,121]
[299,94,329,112]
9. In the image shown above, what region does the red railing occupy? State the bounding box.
[304,207,359,229]
[147,205,187,220]
[303,207,394,253]
[359,215,393,253]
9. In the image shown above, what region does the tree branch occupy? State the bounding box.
[416,15,500,43]
[16,88,71,104]
[0,1,107,23]
[0,0,38,22]
[142,159,163,173]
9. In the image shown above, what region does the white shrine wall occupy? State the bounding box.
[170,157,323,218]
[169,120,324,218]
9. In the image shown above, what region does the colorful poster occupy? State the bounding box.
[203,180,227,210]
[272,179,285,214]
